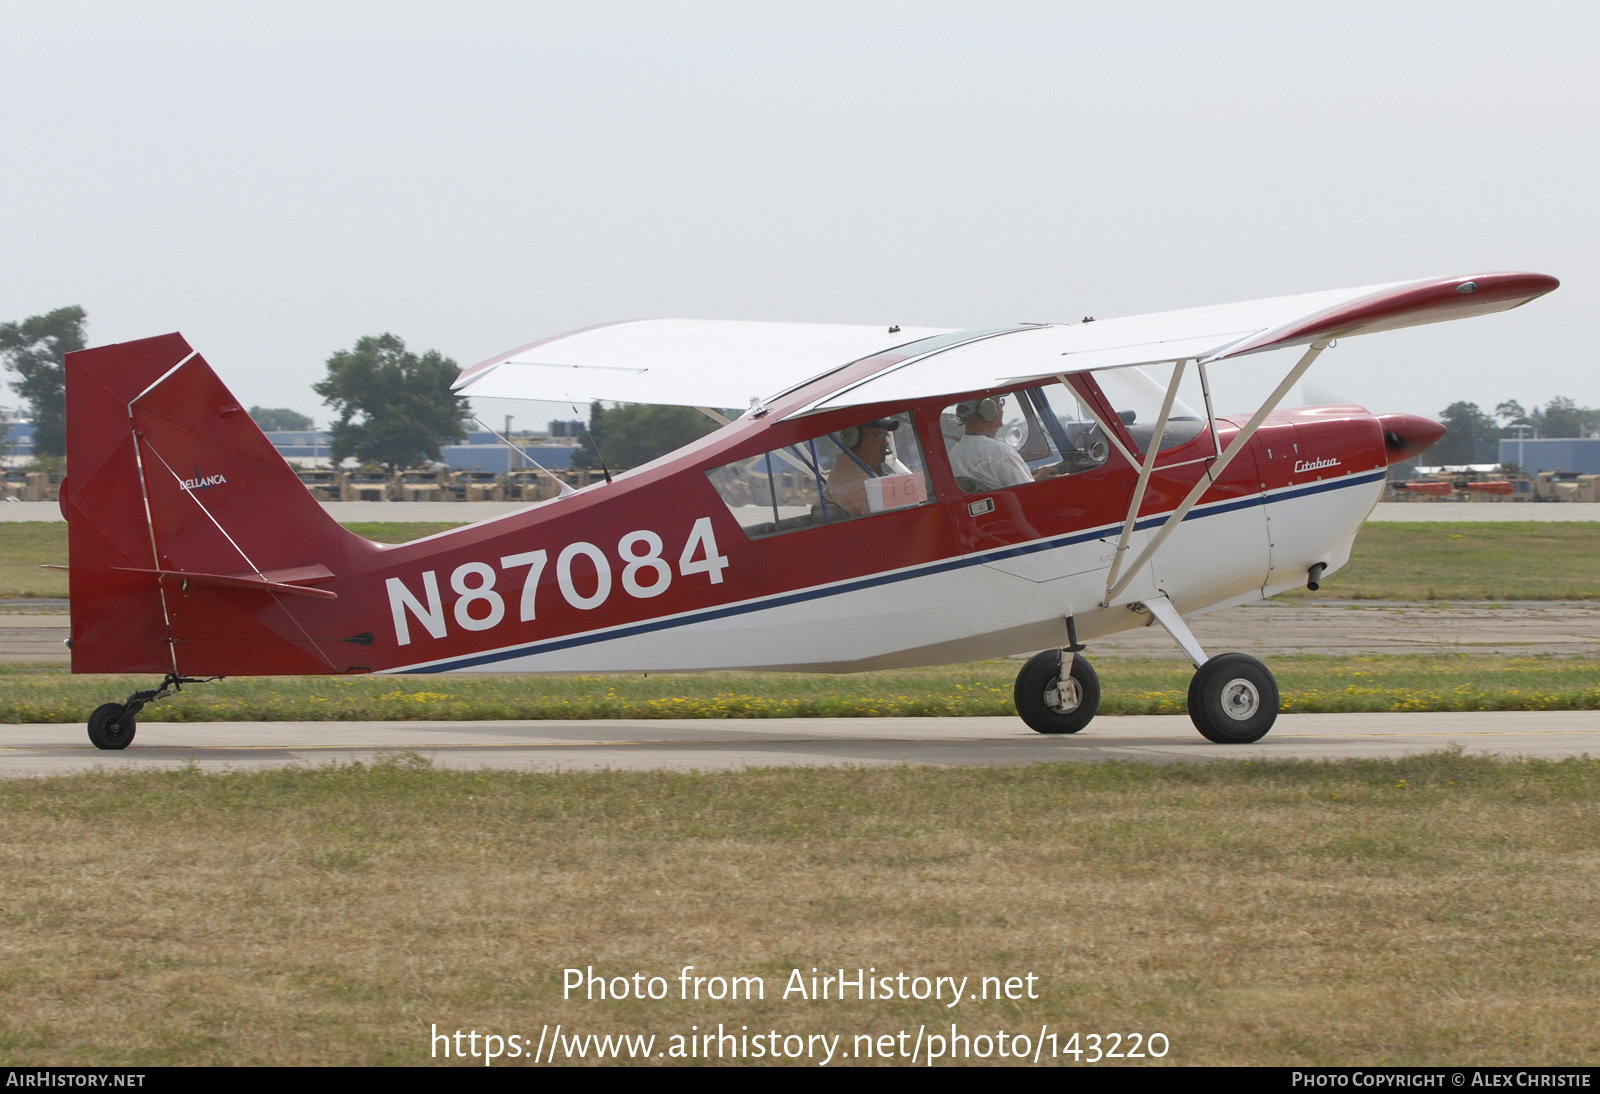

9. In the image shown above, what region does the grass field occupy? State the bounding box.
[1,520,1596,602]
[1280,522,1600,601]
[2,753,1597,1066]
[3,653,1599,722]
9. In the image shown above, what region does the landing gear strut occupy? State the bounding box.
[1015,650,1101,735]
[1136,597,1281,744]
[85,674,213,751]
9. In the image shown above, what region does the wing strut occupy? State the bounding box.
[1101,339,1331,605]
[1196,360,1222,465]
[1103,360,1186,594]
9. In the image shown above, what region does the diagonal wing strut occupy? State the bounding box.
[1100,340,1331,605]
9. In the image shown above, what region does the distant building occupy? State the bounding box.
[263,429,578,472]
[1,420,34,459]
[1498,437,1600,475]
[439,444,577,473]
[262,430,333,461]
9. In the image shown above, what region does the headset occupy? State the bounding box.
[956,397,1001,423]
[839,419,899,450]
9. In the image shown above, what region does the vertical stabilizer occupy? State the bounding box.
[66,335,360,675]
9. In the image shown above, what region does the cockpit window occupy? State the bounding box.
[1090,367,1207,454]
[941,383,1112,494]
[707,411,934,538]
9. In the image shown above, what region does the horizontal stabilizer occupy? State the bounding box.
[110,564,339,599]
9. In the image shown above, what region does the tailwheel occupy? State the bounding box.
[1015,650,1100,734]
[1187,653,1279,744]
[83,673,217,751]
[87,703,137,750]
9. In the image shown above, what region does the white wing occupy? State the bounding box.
[453,273,1556,415]
[453,318,954,409]
[792,272,1557,417]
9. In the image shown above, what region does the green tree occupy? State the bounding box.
[0,305,86,457]
[590,403,720,470]
[1495,399,1529,428]
[312,334,467,470]
[1433,401,1501,464]
[249,406,314,431]
[1538,395,1598,439]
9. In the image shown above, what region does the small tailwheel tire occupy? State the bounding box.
[87,703,136,750]
[1015,650,1100,734]
[1188,653,1279,744]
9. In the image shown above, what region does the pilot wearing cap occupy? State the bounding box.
[948,396,1061,490]
[825,418,910,517]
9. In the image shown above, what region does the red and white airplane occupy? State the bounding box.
[61,271,1557,749]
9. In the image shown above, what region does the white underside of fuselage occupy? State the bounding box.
[393,470,1385,676]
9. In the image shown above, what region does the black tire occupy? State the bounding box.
[1015,650,1100,735]
[87,702,136,750]
[1188,653,1278,743]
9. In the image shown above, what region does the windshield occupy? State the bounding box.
[1091,366,1206,454]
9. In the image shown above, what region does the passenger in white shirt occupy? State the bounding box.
[947,397,1062,491]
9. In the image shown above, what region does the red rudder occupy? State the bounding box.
[65,335,361,675]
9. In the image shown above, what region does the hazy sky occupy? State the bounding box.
[2,1,1593,429]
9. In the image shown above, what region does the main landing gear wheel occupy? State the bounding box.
[87,702,137,750]
[1187,653,1279,744]
[1015,650,1100,735]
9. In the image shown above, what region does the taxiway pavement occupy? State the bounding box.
[3,711,1596,775]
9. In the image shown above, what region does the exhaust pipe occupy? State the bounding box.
[1307,562,1327,591]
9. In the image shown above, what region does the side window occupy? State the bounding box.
[1090,367,1208,454]
[706,411,934,538]
[942,385,1111,494]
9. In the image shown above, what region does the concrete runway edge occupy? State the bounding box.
[3,711,1597,776]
